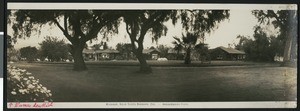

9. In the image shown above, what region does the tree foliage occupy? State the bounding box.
[157,45,170,58]
[7,35,14,49]
[116,43,133,60]
[179,10,230,37]
[92,41,108,50]
[252,10,297,63]
[39,36,70,62]
[235,26,284,62]
[172,37,184,60]
[19,46,38,62]
[194,43,210,61]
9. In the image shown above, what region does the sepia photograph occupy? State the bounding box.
[6,3,297,108]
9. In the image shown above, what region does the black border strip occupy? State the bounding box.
[5,0,300,4]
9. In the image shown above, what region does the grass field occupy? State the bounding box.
[9,61,297,102]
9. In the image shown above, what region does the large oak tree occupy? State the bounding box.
[10,10,121,71]
[121,10,176,73]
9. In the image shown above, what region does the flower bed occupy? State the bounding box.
[7,65,52,102]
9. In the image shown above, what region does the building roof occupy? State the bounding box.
[95,49,119,53]
[83,49,119,54]
[143,48,160,54]
[83,49,94,54]
[218,46,245,54]
[167,49,186,54]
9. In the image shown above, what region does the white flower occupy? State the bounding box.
[19,89,25,93]
[23,78,28,81]
[14,75,21,81]
[28,84,35,89]
[42,87,47,90]
[26,72,32,75]
[11,91,17,95]
[29,76,34,79]
[20,69,26,72]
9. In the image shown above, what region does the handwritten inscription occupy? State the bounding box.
[8,102,53,108]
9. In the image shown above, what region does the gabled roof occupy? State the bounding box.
[83,49,119,54]
[83,49,94,54]
[218,46,245,54]
[167,49,186,54]
[95,49,119,53]
[143,48,160,54]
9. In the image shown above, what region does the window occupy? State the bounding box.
[152,54,158,60]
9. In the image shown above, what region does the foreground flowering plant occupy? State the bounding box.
[7,65,53,102]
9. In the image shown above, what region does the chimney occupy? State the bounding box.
[228,44,231,48]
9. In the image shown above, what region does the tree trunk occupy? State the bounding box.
[290,33,297,61]
[176,50,180,60]
[127,52,130,60]
[72,45,87,71]
[281,32,292,66]
[184,46,191,64]
[135,52,152,73]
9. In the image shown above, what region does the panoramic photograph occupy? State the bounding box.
[6,4,297,105]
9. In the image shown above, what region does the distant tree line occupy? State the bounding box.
[235,26,284,62]
[235,10,297,63]
[9,36,72,62]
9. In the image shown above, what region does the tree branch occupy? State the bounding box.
[125,23,132,37]
[53,18,73,42]
[72,15,86,40]
[64,15,69,35]
[84,22,104,42]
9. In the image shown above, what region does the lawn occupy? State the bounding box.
[9,61,297,102]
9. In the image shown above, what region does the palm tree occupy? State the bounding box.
[173,33,199,64]
[182,33,198,64]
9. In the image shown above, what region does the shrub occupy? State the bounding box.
[7,65,53,102]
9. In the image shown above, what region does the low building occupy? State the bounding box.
[83,49,120,61]
[143,48,160,60]
[167,49,186,60]
[210,46,246,60]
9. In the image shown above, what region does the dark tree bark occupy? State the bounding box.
[283,33,292,62]
[134,51,152,73]
[184,45,191,64]
[176,50,180,60]
[125,20,153,73]
[72,44,87,71]
[132,40,152,73]
[281,32,294,67]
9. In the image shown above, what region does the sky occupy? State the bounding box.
[7,4,295,49]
